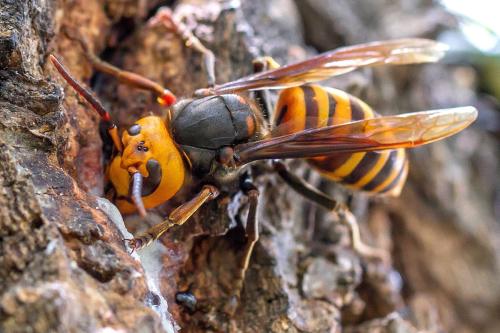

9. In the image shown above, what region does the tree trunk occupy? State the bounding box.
[1,0,498,333]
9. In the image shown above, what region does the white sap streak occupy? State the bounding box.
[140,243,179,333]
[96,198,177,333]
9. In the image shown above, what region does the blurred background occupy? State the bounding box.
[288,1,500,332]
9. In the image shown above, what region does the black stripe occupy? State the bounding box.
[327,93,337,126]
[379,160,407,194]
[275,105,288,126]
[302,86,319,129]
[342,151,381,185]
[350,97,365,121]
[363,150,398,191]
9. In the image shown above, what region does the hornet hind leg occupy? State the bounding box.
[273,161,389,263]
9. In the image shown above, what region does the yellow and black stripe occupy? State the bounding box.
[274,84,408,196]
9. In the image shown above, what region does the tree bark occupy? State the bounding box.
[1,0,498,333]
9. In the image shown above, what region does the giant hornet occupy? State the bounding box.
[50,9,477,307]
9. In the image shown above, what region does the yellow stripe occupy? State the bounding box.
[312,85,330,128]
[317,170,342,182]
[352,150,391,188]
[332,152,366,178]
[324,87,352,124]
[385,157,409,196]
[372,149,406,193]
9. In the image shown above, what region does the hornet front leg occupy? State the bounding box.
[126,185,220,252]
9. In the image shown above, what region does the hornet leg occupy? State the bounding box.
[225,180,260,315]
[337,208,389,263]
[126,185,220,252]
[273,161,340,211]
[273,161,388,262]
[149,7,216,87]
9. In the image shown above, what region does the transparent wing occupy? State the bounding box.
[234,107,477,164]
[213,38,447,94]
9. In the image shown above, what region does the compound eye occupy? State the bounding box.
[127,124,141,136]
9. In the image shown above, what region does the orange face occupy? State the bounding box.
[108,116,186,214]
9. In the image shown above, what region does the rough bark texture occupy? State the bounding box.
[1,0,499,333]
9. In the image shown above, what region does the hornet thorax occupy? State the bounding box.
[170,94,262,178]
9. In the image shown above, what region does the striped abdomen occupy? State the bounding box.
[274,85,408,196]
